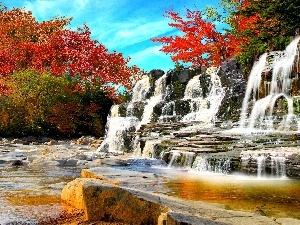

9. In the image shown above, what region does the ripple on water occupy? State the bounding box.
[0,165,80,224]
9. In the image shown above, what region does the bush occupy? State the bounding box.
[0,70,113,137]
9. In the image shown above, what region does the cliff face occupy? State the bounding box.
[94,55,300,178]
[98,59,246,155]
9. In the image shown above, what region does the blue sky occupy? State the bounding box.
[2,0,220,72]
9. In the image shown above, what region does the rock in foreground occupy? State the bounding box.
[61,167,293,225]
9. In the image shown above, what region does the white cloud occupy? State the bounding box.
[130,46,163,60]
[7,0,191,71]
[23,0,73,20]
[21,0,174,51]
[128,46,174,71]
[95,18,173,49]
[73,0,89,9]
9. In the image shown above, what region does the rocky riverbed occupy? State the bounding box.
[0,136,103,224]
[0,136,300,225]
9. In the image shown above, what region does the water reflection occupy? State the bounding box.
[165,172,300,219]
[0,165,80,224]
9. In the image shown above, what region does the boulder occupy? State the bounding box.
[61,178,168,224]
[61,178,87,210]
[61,175,282,225]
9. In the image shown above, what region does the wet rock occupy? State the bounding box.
[149,69,165,80]
[217,58,246,122]
[0,151,28,165]
[11,160,24,166]
[76,136,98,145]
[57,158,78,167]
[124,158,167,167]
[169,69,195,84]
[38,137,51,143]
[46,140,59,145]
[22,136,38,143]
[11,139,27,145]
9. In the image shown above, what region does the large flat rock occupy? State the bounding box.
[60,167,295,225]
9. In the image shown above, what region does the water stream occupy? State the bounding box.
[165,172,300,220]
[239,36,300,132]
[0,164,80,224]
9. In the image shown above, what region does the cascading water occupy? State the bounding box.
[256,155,266,178]
[240,150,288,178]
[98,65,227,155]
[182,67,225,124]
[192,154,232,174]
[158,101,177,122]
[141,139,162,158]
[271,156,286,178]
[167,150,195,168]
[239,36,300,132]
[168,150,181,167]
[97,105,139,153]
[97,75,152,154]
[97,38,300,180]
[131,75,151,102]
[137,74,167,129]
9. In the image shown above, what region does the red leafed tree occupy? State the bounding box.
[151,10,241,67]
[0,5,142,99]
[31,25,141,92]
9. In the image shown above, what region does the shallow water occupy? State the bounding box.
[165,171,300,220]
[0,164,80,224]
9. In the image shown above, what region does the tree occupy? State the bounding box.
[152,0,299,74]
[228,0,300,73]
[0,5,143,100]
[0,70,113,137]
[151,9,240,67]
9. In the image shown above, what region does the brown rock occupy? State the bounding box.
[61,178,169,224]
[61,178,88,210]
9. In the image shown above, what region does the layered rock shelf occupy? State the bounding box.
[132,121,300,178]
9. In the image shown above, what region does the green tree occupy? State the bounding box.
[0,70,113,137]
[229,0,300,74]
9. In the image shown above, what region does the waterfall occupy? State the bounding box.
[131,75,151,102]
[97,105,139,153]
[141,139,161,158]
[97,75,152,154]
[271,156,286,178]
[192,155,208,172]
[241,151,287,178]
[158,101,176,122]
[191,154,232,174]
[182,67,225,124]
[168,151,195,168]
[168,150,181,167]
[137,75,167,129]
[256,155,266,178]
[239,36,300,132]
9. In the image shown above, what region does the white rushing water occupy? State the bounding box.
[137,74,167,129]
[99,66,226,154]
[239,36,300,132]
[182,67,225,124]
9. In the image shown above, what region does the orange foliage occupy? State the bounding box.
[0,6,142,98]
[152,10,241,67]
